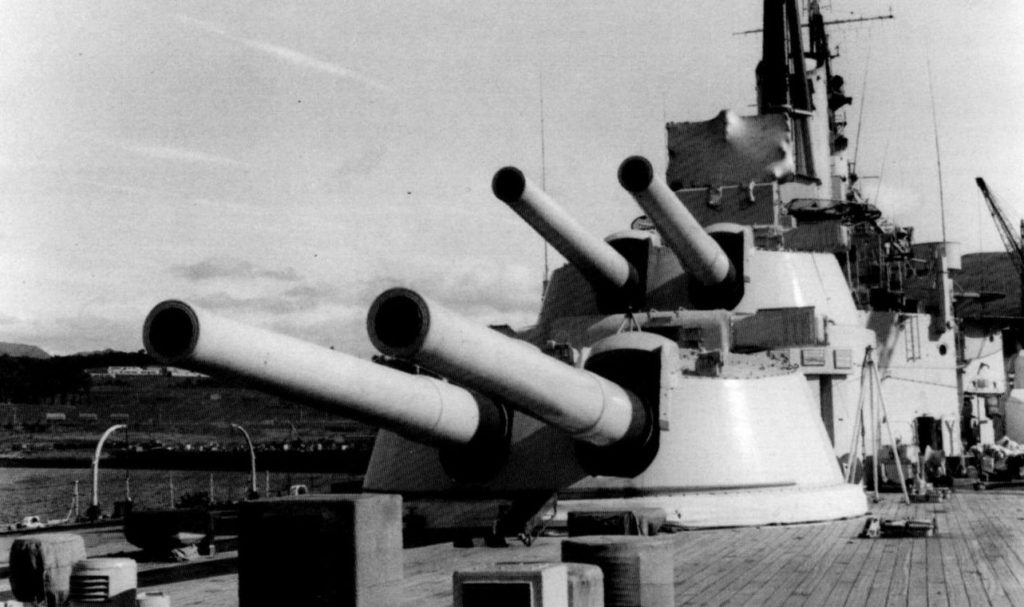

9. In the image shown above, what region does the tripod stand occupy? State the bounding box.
[844,346,910,504]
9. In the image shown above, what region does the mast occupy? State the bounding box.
[757,0,811,114]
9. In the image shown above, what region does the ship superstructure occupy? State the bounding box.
[655,0,996,465]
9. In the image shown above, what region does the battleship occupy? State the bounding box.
[3,1,1023,606]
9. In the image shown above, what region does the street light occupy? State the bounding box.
[231,423,258,498]
[90,424,127,519]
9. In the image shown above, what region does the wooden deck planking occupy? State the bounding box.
[947,493,999,607]
[972,497,1024,605]
[761,518,854,607]
[883,528,914,606]
[692,526,800,605]
[725,522,841,606]
[960,493,1019,607]
[907,531,931,607]
[991,498,1024,579]
[721,527,816,606]
[926,531,952,607]
[674,527,776,603]
[839,525,890,607]
[935,502,971,607]
[863,540,901,607]
[802,529,866,606]
[818,519,881,607]
[776,518,859,606]
[9,488,1024,606]
[985,495,1024,579]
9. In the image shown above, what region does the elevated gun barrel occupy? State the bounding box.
[367,288,648,447]
[492,166,638,293]
[618,155,735,286]
[143,300,504,449]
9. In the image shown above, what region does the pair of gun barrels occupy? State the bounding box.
[494,155,735,294]
[144,155,732,456]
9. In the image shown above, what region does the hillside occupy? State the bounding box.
[956,252,1021,319]
[0,342,49,359]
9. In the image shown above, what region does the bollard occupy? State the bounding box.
[68,557,137,607]
[562,535,675,607]
[239,494,402,607]
[9,533,86,607]
[136,591,171,607]
[454,562,604,607]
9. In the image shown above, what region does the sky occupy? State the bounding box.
[1,0,1022,356]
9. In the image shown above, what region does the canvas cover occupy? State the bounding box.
[666,110,795,188]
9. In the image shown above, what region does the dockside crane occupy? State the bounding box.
[976,177,1024,315]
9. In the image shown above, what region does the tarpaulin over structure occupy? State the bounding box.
[666,110,795,189]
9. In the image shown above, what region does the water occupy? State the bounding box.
[0,467,358,525]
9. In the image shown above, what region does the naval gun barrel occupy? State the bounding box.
[143,300,505,449]
[492,166,638,293]
[367,288,648,447]
[618,155,735,286]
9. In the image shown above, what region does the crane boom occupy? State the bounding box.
[977,177,1024,315]
[977,177,1024,276]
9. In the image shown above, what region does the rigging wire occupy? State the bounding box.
[872,134,890,212]
[925,51,948,244]
[851,25,874,169]
[538,72,550,301]
[977,186,984,251]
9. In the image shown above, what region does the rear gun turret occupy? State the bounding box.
[618,155,746,309]
[492,166,644,308]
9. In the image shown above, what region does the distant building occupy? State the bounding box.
[108,366,162,377]
[164,367,206,378]
[87,366,206,380]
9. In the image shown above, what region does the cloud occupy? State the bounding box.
[1,314,144,356]
[281,284,341,300]
[123,143,248,167]
[87,135,248,168]
[72,179,183,199]
[375,258,543,322]
[188,279,347,316]
[177,14,393,94]
[171,258,302,282]
[268,307,371,353]
[870,182,926,216]
[192,292,320,315]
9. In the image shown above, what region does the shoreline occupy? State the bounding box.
[0,449,371,473]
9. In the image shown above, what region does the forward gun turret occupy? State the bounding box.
[144,293,672,482]
[367,287,650,448]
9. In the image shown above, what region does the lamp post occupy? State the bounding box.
[90,424,126,519]
[231,423,258,497]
